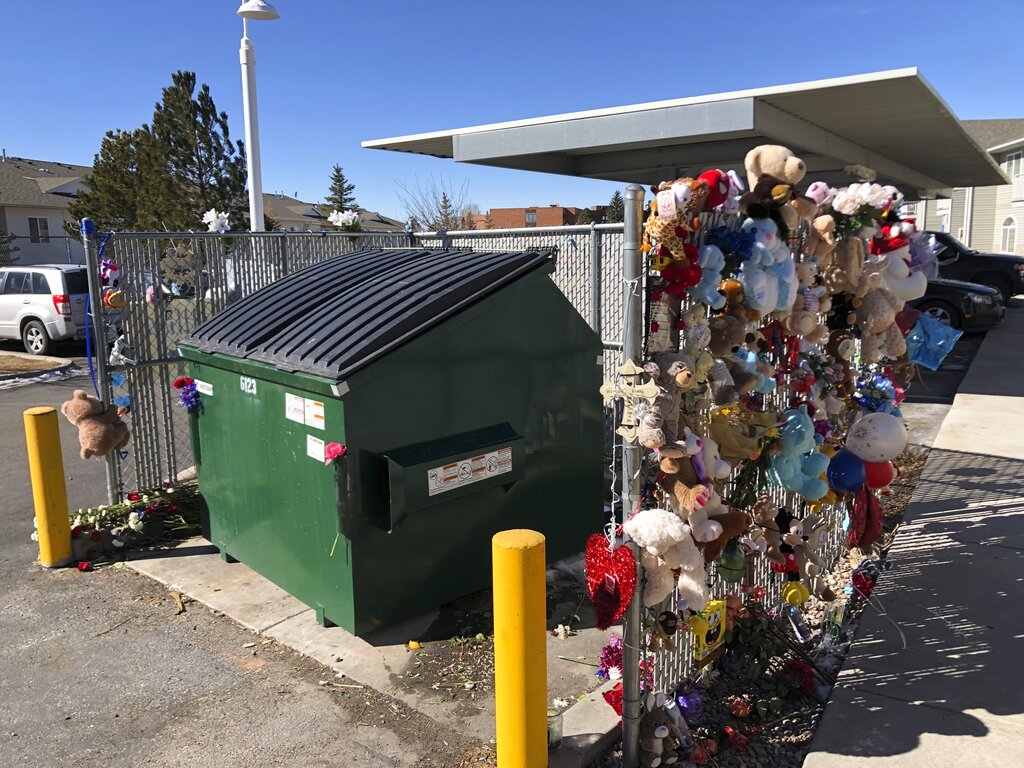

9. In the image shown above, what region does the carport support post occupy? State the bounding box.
[590,222,602,336]
[621,184,645,768]
[79,219,118,505]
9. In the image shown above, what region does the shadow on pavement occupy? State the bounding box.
[809,447,1024,759]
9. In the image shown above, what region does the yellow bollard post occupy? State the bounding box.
[23,407,72,568]
[492,529,547,768]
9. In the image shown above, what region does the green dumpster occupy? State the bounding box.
[178,248,603,635]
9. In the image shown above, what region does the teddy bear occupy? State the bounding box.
[802,215,837,267]
[60,389,131,460]
[639,705,679,767]
[708,315,758,405]
[796,512,838,601]
[785,260,831,344]
[825,329,856,397]
[749,495,786,565]
[823,237,883,298]
[735,331,777,394]
[624,507,707,608]
[740,145,808,241]
[738,216,781,315]
[656,451,724,545]
[719,278,763,324]
[639,353,699,456]
[768,405,829,501]
[698,510,753,564]
[856,286,907,363]
[692,245,726,310]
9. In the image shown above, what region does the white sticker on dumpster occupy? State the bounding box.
[285,393,305,424]
[427,446,513,496]
[306,434,325,463]
[304,398,326,430]
[194,379,213,396]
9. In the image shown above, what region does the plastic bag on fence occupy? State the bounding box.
[906,312,962,371]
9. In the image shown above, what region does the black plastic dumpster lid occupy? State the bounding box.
[183,249,553,382]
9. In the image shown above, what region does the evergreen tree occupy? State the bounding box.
[68,128,152,232]
[606,190,625,223]
[148,71,247,230]
[438,192,458,230]
[69,71,246,233]
[483,211,493,229]
[326,164,358,211]
[576,208,595,225]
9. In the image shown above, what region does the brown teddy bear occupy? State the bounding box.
[639,353,699,457]
[856,286,906,363]
[823,237,883,299]
[698,510,753,564]
[740,145,808,240]
[719,278,763,324]
[785,261,831,345]
[825,329,856,397]
[61,389,130,460]
[656,453,723,543]
[708,315,757,405]
[750,495,786,566]
[802,215,837,267]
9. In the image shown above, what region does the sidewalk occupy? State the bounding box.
[804,307,1024,766]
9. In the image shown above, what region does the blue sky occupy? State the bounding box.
[4,1,1022,221]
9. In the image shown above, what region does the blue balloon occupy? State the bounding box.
[828,448,866,493]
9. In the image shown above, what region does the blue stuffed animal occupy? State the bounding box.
[769,405,829,501]
[692,245,726,310]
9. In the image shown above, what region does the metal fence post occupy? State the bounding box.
[590,223,602,337]
[79,219,119,505]
[620,185,645,768]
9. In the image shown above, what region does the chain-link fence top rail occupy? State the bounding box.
[631,214,853,696]
[98,226,623,499]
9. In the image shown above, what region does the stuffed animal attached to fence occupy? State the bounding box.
[60,389,130,460]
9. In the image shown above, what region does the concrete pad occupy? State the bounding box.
[127,535,620,761]
[128,540,307,633]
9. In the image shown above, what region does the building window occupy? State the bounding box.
[1006,152,1023,178]
[524,209,537,227]
[1001,216,1017,252]
[28,217,50,244]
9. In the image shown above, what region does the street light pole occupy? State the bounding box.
[236,1,279,232]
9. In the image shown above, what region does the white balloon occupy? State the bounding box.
[845,413,908,462]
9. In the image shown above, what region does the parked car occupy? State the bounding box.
[0,265,93,355]
[925,230,1024,302]
[908,277,1004,331]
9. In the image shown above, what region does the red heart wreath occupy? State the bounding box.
[585,533,637,630]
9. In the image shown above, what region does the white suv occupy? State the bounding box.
[0,265,90,355]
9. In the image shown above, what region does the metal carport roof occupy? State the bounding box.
[363,69,1006,198]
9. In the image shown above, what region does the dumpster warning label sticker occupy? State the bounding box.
[427,446,513,496]
[285,393,326,430]
[304,399,325,430]
[194,379,213,396]
[285,393,305,424]
[306,434,325,463]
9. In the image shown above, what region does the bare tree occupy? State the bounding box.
[396,175,472,231]
[459,203,481,230]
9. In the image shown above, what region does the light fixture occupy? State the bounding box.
[843,164,877,182]
[237,0,279,21]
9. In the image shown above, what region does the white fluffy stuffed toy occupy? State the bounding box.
[624,508,709,609]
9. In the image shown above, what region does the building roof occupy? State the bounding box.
[364,68,1007,197]
[264,192,405,231]
[0,156,91,209]
[961,119,1024,151]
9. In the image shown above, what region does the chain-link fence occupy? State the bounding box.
[88,225,624,499]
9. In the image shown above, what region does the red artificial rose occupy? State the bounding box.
[172,377,194,390]
[127,492,141,501]
[70,525,83,538]
[324,442,348,465]
[77,561,92,572]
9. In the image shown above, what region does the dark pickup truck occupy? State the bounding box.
[926,231,1024,302]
